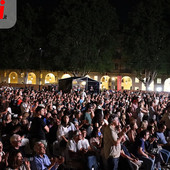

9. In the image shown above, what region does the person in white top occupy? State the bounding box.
[20,96,30,114]
[67,130,82,154]
[149,101,156,121]
[57,115,76,148]
[77,128,99,170]
[80,89,87,102]
[67,130,82,169]
[77,129,90,151]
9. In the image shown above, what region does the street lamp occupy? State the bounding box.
[39,48,43,91]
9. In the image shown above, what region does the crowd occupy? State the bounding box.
[0,85,169,170]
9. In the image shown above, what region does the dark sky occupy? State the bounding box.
[18,0,136,21]
[111,0,138,23]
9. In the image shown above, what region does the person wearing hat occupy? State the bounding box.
[103,114,130,170]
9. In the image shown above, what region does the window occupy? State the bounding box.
[94,76,98,81]
[21,73,24,78]
[135,78,139,83]
[135,87,139,90]
[157,78,161,84]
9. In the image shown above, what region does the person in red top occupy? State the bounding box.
[17,97,22,106]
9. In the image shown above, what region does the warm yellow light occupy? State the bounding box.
[94,76,98,81]
[81,81,86,86]
[73,80,77,84]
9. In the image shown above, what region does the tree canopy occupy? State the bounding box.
[48,0,119,76]
[0,0,170,81]
[0,0,120,76]
[122,0,170,89]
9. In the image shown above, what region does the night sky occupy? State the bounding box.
[17,0,137,24]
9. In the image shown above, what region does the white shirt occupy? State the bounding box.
[104,119,109,125]
[80,91,87,101]
[57,123,76,141]
[67,139,77,152]
[77,138,90,150]
[20,102,30,114]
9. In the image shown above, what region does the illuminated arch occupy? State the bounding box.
[45,73,55,84]
[27,72,36,84]
[9,72,18,84]
[122,76,132,90]
[61,74,71,79]
[164,78,170,92]
[100,76,110,90]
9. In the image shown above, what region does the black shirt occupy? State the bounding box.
[30,117,46,140]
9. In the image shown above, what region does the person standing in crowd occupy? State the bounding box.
[30,106,49,148]
[149,101,156,121]
[103,114,130,170]
[77,128,99,170]
[0,96,9,115]
[83,104,94,138]
[131,98,138,119]
[67,130,83,169]
[160,103,170,136]
[137,100,149,127]
[80,89,87,102]
[97,100,104,116]
[57,114,76,150]
[20,96,31,114]
[0,141,6,169]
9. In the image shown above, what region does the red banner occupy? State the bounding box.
[117,76,122,91]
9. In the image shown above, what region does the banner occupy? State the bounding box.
[117,76,122,91]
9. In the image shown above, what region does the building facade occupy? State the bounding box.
[0,69,170,92]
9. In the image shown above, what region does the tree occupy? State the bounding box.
[122,0,170,90]
[0,2,43,83]
[48,0,119,76]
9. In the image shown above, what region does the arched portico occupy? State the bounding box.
[9,72,18,84]
[45,73,55,84]
[61,74,71,79]
[100,76,110,90]
[122,76,132,90]
[164,78,170,92]
[27,72,36,84]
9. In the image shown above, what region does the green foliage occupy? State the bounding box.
[0,3,40,70]
[0,0,120,75]
[122,0,170,87]
[48,0,119,76]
